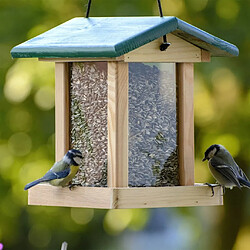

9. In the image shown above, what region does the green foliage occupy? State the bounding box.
[0,0,249,249]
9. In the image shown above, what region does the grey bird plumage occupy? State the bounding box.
[202,144,250,190]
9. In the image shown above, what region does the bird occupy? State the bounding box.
[202,144,250,195]
[24,149,83,190]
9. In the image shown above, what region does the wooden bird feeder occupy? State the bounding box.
[11,17,238,209]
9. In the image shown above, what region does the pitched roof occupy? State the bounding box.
[11,16,239,58]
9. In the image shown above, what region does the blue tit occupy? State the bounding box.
[202,144,250,191]
[24,149,83,190]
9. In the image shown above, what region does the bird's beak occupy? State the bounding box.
[202,157,207,162]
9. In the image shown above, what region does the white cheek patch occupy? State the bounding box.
[208,148,217,159]
[73,156,82,165]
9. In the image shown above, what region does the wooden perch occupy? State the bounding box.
[28,183,223,209]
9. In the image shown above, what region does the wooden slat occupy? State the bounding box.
[27,184,223,209]
[55,62,70,161]
[124,34,202,62]
[177,63,195,186]
[107,62,128,187]
[39,56,124,62]
[28,184,113,209]
[201,50,211,62]
[113,185,223,209]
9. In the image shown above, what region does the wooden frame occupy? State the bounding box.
[124,34,210,63]
[55,62,195,186]
[55,62,70,161]
[28,184,223,208]
[177,63,195,185]
[107,62,128,187]
[28,35,222,209]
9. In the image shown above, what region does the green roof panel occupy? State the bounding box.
[11,17,239,58]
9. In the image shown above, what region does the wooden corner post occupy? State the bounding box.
[107,62,129,188]
[177,63,195,186]
[55,62,70,161]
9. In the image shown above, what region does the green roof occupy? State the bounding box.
[11,16,239,58]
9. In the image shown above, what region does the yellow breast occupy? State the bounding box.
[50,165,80,187]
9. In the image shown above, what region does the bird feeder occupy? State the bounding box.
[11,17,238,209]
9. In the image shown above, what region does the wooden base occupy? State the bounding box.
[27,184,223,209]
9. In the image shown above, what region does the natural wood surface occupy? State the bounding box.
[55,62,70,161]
[177,63,195,186]
[39,56,124,62]
[113,185,223,208]
[124,34,204,62]
[201,49,211,62]
[28,184,223,209]
[107,62,128,187]
[28,184,113,209]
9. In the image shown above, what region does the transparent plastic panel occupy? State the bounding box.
[70,62,107,187]
[128,63,179,187]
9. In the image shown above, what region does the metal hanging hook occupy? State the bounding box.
[85,0,170,51]
[85,0,92,18]
[157,0,171,51]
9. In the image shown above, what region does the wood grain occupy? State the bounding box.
[124,34,202,62]
[107,62,128,187]
[39,56,124,62]
[28,184,223,209]
[55,62,70,161]
[177,63,195,186]
[28,184,113,209]
[201,50,211,62]
[113,185,223,208]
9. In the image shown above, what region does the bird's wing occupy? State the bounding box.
[228,157,250,184]
[41,168,70,182]
[236,165,249,182]
[238,177,250,188]
[211,163,242,188]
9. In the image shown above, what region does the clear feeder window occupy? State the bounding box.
[128,63,179,187]
[70,62,108,187]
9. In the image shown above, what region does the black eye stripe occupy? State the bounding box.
[68,149,82,158]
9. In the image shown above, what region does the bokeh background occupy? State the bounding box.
[0,0,250,249]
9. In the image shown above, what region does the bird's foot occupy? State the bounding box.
[68,183,82,190]
[204,183,221,197]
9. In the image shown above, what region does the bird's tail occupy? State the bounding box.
[239,177,250,189]
[24,178,44,190]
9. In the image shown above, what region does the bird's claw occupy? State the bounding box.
[68,183,82,190]
[204,183,221,197]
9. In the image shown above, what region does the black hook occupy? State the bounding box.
[85,0,92,18]
[157,0,171,51]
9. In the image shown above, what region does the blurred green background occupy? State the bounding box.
[1,0,250,249]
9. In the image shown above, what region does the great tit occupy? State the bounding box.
[202,144,250,192]
[24,149,83,190]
